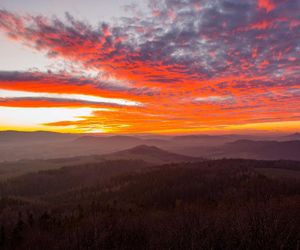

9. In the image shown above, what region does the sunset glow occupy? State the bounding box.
[0,107,109,133]
[0,0,299,134]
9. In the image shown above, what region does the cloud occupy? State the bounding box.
[194,95,235,103]
[0,88,141,107]
[0,70,135,92]
[0,0,299,133]
[257,0,276,12]
[0,70,155,102]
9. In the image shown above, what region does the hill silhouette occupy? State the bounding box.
[102,145,200,164]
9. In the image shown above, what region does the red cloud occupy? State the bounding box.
[257,0,276,12]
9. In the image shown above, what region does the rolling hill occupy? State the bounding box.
[102,145,200,164]
[0,145,198,179]
[215,140,300,160]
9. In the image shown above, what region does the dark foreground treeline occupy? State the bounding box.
[0,159,300,250]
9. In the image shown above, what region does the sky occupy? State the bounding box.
[0,0,299,134]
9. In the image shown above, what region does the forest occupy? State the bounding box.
[0,158,299,249]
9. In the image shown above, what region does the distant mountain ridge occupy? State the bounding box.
[214,140,300,161]
[0,145,199,179]
[1,130,300,162]
[281,133,300,140]
[102,145,200,164]
[0,130,78,142]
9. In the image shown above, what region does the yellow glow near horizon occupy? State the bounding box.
[0,106,299,134]
[135,120,300,135]
[0,107,107,133]
[224,120,300,133]
[0,104,299,134]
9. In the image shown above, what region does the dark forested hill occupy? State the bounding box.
[0,160,151,197]
[0,159,299,250]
